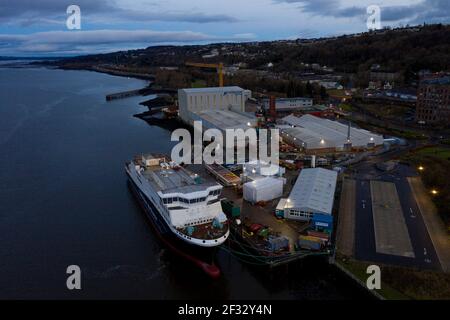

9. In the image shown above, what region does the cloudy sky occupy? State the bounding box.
[0,0,448,56]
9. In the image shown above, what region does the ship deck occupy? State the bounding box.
[134,156,216,194]
[177,219,229,240]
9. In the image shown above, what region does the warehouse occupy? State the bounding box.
[261,97,313,112]
[279,114,383,152]
[178,86,252,125]
[178,86,258,151]
[278,168,338,221]
[189,109,257,132]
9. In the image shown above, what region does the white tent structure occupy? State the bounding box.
[243,177,284,204]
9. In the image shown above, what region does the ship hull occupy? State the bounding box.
[126,171,222,278]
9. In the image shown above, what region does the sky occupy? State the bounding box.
[0,0,448,56]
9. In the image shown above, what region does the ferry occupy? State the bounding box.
[125,154,229,278]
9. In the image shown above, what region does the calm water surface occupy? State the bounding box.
[0,67,366,299]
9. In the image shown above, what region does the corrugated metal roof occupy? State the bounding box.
[287,168,337,215]
[280,114,384,149]
[196,109,256,131]
[179,86,244,94]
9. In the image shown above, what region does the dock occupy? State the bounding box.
[190,163,333,267]
[221,185,330,267]
[106,88,145,101]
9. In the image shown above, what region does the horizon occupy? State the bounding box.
[1,22,446,59]
[1,0,449,57]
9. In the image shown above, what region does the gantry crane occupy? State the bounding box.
[185,62,224,87]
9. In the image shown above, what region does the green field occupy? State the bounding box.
[337,256,450,300]
[403,146,450,226]
[416,147,450,160]
[336,257,408,300]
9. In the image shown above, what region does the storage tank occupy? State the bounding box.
[243,177,283,203]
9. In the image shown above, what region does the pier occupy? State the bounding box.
[106,88,146,101]
[189,164,333,268]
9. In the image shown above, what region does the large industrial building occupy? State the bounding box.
[178,86,253,126]
[278,114,384,153]
[188,109,257,132]
[277,168,338,221]
[178,86,258,150]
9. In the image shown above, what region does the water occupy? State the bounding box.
[0,67,365,299]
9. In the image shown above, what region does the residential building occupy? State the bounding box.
[416,75,450,125]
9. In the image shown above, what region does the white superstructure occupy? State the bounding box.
[126,154,229,247]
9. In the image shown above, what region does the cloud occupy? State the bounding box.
[0,29,255,55]
[0,0,113,23]
[0,0,239,25]
[273,0,450,23]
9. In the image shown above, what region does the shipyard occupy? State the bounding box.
[118,82,388,274]
[104,60,450,300]
[2,3,450,305]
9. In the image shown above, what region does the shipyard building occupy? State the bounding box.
[178,86,256,130]
[178,86,258,150]
[278,114,384,153]
[261,97,313,113]
[277,168,338,222]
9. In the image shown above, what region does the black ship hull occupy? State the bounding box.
[126,174,221,278]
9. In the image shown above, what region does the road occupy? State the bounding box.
[353,163,441,270]
[408,177,450,272]
[336,179,356,257]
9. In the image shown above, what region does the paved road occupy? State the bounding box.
[408,177,450,272]
[336,179,356,257]
[378,167,440,270]
[353,164,441,270]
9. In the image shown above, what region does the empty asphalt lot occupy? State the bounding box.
[370,181,415,258]
[351,164,441,270]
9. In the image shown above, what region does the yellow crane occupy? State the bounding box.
[185,62,224,87]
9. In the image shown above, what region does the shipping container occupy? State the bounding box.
[298,237,322,251]
[267,236,290,252]
[307,230,330,241]
[221,199,241,218]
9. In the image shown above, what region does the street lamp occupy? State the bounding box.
[431,189,438,195]
[418,166,424,172]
